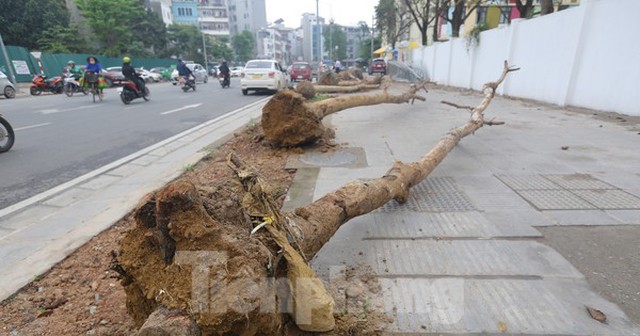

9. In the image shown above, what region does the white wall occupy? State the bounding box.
[411,0,640,116]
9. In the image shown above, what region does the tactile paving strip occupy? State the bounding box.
[516,190,596,210]
[571,189,640,209]
[543,174,615,190]
[496,175,560,190]
[498,174,640,210]
[378,177,476,212]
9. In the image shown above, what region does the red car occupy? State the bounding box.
[369,58,387,75]
[289,62,311,82]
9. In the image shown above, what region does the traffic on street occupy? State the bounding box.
[0,77,267,210]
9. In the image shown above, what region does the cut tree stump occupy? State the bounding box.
[262,82,428,147]
[117,61,518,335]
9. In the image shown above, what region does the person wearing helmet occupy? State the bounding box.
[122,56,144,94]
[66,60,82,80]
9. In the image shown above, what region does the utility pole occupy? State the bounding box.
[0,32,18,90]
[329,19,333,61]
[370,15,374,62]
[201,32,209,75]
[316,0,322,80]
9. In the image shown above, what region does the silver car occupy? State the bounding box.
[171,63,209,84]
[0,71,16,99]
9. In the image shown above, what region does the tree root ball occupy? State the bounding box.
[318,71,339,86]
[261,90,331,147]
[294,81,316,100]
[118,180,282,335]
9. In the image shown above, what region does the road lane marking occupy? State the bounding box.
[39,105,94,114]
[14,122,52,131]
[160,103,203,115]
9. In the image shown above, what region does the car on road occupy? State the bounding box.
[369,58,387,75]
[230,66,243,77]
[240,59,288,95]
[289,62,311,82]
[98,66,127,87]
[136,68,161,82]
[171,63,208,84]
[0,70,16,99]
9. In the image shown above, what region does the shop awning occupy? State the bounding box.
[373,46,387,55]
[407,41,421,50]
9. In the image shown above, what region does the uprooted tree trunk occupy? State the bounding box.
[312,83,380,94]
[116,61,518,335]
[262,82,428,147]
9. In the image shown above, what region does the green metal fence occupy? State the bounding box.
[0,47,177,83]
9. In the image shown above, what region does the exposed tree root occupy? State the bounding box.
[116,61,518,335]
[262,83,428,147]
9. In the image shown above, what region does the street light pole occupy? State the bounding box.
[201,33,209,75]
[316,0,321,79]
[370,15,374,62]
[329,20,333,61]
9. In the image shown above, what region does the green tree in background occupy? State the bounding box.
[231,31,255,63]
[209,36,234,63]
[0,0,70,50]
[323,23,347,61]
[37,24,90,54]
[358,36,382,64]
[76,0,167,57]
[166,24,205,64]
[131,5,169,57]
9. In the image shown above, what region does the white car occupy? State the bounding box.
[171,63,209,84]
[230,66,243,77]
[240,60,289,95]
[136,68,161,82]
[0,70,16,99]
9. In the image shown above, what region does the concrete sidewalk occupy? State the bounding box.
[285,85,640,335]
[1,83,639,335]
[0,98,267,301]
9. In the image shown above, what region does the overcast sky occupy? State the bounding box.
[265,0,377,28]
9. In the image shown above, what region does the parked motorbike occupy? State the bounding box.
[179,75,196,92]
[219,73,230,88]
[63,73,87,97]
[0,113,15,153]
[118,77,150,105]
[30,74,63,96]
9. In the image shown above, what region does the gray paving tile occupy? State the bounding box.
[516,189,596,210]
[370,240,582,278]
[364,212,540,239]
[105,163,142,177]
[0,205,60,231]
[78,174,121,191]
[466,192,533,211]
[381,278,640,335]
[544,174,615,190]
[41,188,94,208]
[483,209,552,229]
[542,210,625,226]
[605,210,640,225]
[571,189,640,209]
[496,175,560,190]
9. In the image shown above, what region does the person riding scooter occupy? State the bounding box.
[121,56,145,95]
[219,60,230,87]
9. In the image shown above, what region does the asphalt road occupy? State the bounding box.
[0,77,267,210]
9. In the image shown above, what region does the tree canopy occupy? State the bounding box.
[0,0,70,50]
[323,23,347,61]
[231,30,256,63]
[375,0,412,48]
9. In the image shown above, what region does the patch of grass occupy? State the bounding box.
[310,94,329,102]
[184,163,196,172]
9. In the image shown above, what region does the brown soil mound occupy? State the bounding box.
[261,90,332,147]
[295,80,316,100]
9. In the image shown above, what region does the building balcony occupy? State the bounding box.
[201,29,230,36]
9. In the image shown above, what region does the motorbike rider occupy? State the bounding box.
[218,60,230,84]
[121,56,145,94]
[177,59,193,81]
[66,60,83,80]
[84,56,105,94]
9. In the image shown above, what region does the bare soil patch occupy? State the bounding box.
[1,122,389,335]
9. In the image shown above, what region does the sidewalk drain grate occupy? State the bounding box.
[497,174,640,210]
[378,177,476,212]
